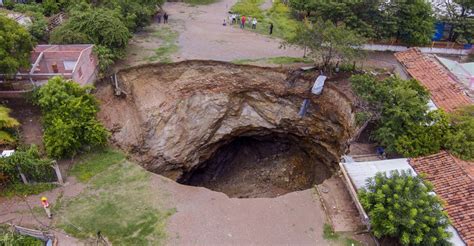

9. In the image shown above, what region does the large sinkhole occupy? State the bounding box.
[178,133,333,198]
[98,61,356,199]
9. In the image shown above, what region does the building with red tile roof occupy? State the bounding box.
[395,48,472,112]
[409,151,474,245]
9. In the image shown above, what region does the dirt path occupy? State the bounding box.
[164,0,303,61]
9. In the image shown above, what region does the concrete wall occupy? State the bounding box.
[72,46,98,85]
[362,44,472,56]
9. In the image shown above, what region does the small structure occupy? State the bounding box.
[395,48,473,112]
[0,44,98,88]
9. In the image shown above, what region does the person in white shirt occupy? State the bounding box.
[252,18,257,29]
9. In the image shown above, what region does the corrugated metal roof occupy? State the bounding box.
[342,158,415,189]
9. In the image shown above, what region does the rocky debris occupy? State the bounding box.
[96,61,356,182]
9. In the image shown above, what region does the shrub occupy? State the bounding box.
[358,170,451,245]
[0,145,54,184]
[350,74,446,156]
[0,106,20,146]
[34,77,109,158]
[445,105,474,160]
[0,15,35,75]
[50,6,131,57]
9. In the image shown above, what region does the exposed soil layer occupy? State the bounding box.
[96,61,356,197]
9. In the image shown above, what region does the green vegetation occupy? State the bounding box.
[232,56,312,65]
[146,26,179,63]
[288,0,435,46]
[184,0,218,5]
[351,74,474,160]
[0,182,57,198]
[358,170,451,245]
[231,0,298,39]
[34,77,109,159]
[0,106,20,146]
[323,223,363,246]
[436,0,474,43]
[58,158,174,245]
[50,5,131,58]
[0,15,35,75]
[0,145,55,186]
[0,225,43,245]
[445,105,474,160]
[284,19,365,71]
[70,148,125,182]
[351,74,444,157]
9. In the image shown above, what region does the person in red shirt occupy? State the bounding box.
[41,197,52,219]
[241,15,246,29]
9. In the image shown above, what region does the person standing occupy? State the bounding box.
[164,12,169,24]
[269,22,273,35]
[41,197,52,219]
[241,15,246,29]
[157,12,162,24]
[252,18,257,29]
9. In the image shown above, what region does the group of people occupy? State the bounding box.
[226,13,258,29]
[156,11,169,24]
[224,13,274,35]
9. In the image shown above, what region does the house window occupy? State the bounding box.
[63,61,77,71]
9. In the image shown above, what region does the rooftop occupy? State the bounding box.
[409,151,474,245]
[395,48,472,112]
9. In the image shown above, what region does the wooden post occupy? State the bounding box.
[17,166,28,184]
[52,161,64,185]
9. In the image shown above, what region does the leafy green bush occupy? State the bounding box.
[50,6,131,58]
[350,74,443,156]
[359,170,451,245]
[0,15,35,75]
[34,77,109,158]
[0,183,57,197]
[0,226,43,246]
[445,105,474,160]
[0,145,54,184]
[0,106,20,146]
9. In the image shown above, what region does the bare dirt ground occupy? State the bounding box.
[3,99,43,148]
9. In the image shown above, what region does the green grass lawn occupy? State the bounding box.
[58,150,175,245]
[231,0,298,40]
[146,26,179,63]
[0,183,57,198]
[70,148,125,182]
[184,0,218,5]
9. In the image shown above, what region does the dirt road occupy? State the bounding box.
[165,0,304,61]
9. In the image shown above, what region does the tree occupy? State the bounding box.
[358,170,451,245]
[350,74,448,156]
[394,0,436,45]
[0,15,35,75]
[34,77,109,158]
[0,106,20,145]
[445,105,474,160]
[284,19,365,71]
[50,6,131,57]
[434,0,474,43]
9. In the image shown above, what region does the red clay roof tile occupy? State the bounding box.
[395,48,472,112]
[410,151,474,245]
